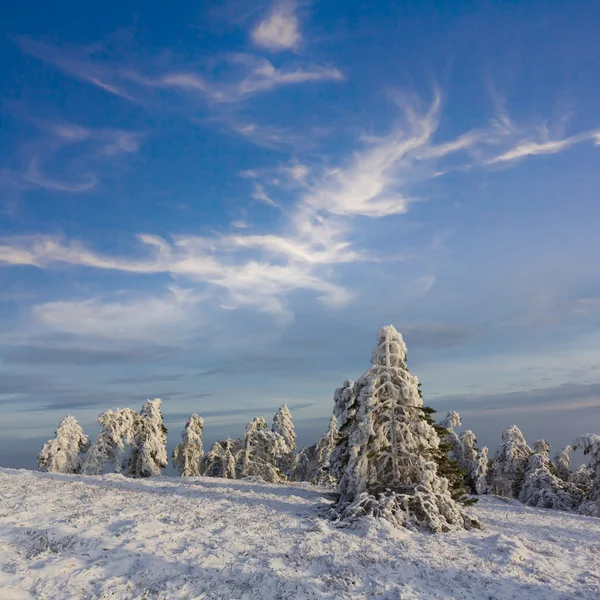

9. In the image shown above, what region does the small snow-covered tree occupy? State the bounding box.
[293,416,339,485]
[201,438,241,479]
[329,380,356,482]
[489,425,532,498]
[122,399,168,478]
[272,404,296,477]
[239,417,287,483]
[172,414,204,477]
[331,325,480,532]
[518,440,579,511]
[38,416,90,474]
[574,434,600,516]
[459,430,486,494]
[84,408,138,475]
[473,445,489,495]
[441,411,463,462]
[552,445,572,482]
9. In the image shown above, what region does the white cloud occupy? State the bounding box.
[486,129,600,164]
[304,91,441,217]
[33,287,201,342]
[251,1,301,52]
[23,159,97,193]
[252,183,278,207]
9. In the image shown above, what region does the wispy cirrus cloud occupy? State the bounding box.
[15,36,342,106]
[2,115,143,194]
[251,1,301,52]
[2,87,599,341]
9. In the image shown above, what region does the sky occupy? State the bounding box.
[1,0,600,471]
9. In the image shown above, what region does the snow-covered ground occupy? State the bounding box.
[1,468,599,599]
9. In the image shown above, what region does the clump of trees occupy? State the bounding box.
[37,324,600,533]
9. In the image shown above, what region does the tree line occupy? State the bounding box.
[37,325,600,532]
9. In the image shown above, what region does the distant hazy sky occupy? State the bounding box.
[1,0,600,469]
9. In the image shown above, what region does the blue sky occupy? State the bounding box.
[1,0,600,470]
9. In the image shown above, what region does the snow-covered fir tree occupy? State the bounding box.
[489,425,532,498]
[473,445,489,495]
[272,404,296,477]
[459,430,485,494]
[84,408,138,475]
[331,325,480,532]
[172,414,204,477]
[293,416,338,485]
[441,411,463,462]
[552,445,572,482]
[329,379,356,482]
[201,438,241,479]
[38,416,90,474]
[518,439,579,511]
[574,434,600,517]
[239,417,288,483]
[123,399,168,478]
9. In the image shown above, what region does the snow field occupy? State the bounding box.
[1,468,599,599]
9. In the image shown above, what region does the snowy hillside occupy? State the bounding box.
[1,469,599,599]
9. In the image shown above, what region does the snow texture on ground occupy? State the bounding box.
[1,468,599,599]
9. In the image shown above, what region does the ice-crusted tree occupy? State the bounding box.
[331,325,480,532]
[172,414,204,477]
[552,445,572,482]
[239,417,288,483]
[329,380,356,482]
[573,434,600,516]
[38,416,90,474]
[122,399,168,478]
[489,425,532,498]
[459,430,487,495]
[473,445,489,495]
[272,404,296,476]
[84,408,138,475]
[201,438,240,479]
[518,440,579,511]
[441,411,463,461]
[294,416,339,485]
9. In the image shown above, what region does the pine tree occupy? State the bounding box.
[272,404,297,477]
[552,445,572,482]
[473,445,489,495]
[489,425,532,498]
[329,380,356,482]
[331,325,480,532]
[573,434,600,517]
[38,416,90,474]
[172,414,204,477]
[239,417,287,483]
[293,417,339,485]
[201,438,241,479]
[84,408,138,475]
[518,440,579,511]
[122,399,168,478]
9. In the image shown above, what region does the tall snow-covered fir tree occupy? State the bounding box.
[122,398,168,478]
[84,408,138,475]
[272,404,296,477]
[201,438,240,479]
[330,325,480,532]
[518,440,579,511]
[38,416,90,474]
[239,417,288,483]
[172,414,204,477]
[294,416,339,485]
[574,434,600,517]
[489,425,532,498]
